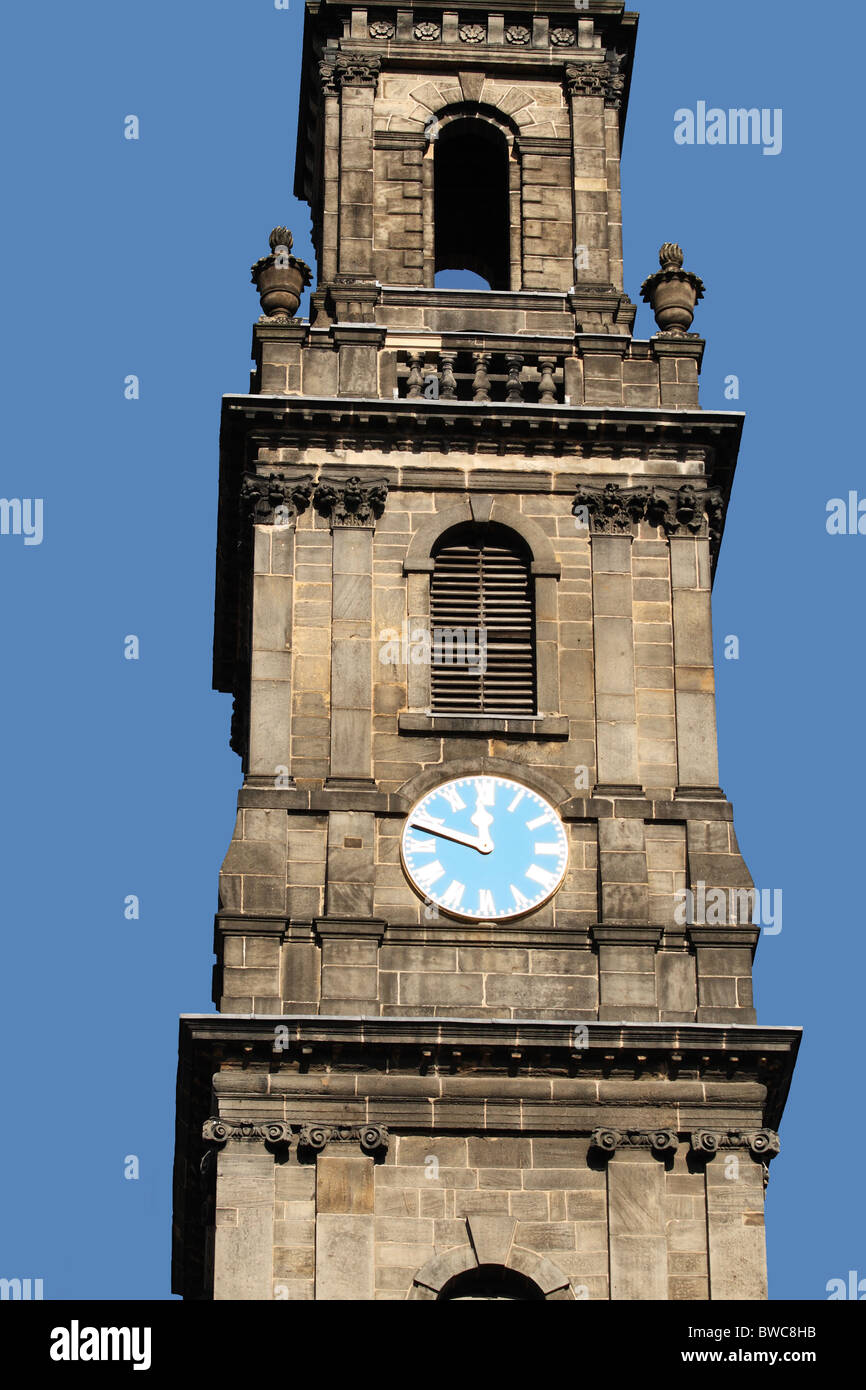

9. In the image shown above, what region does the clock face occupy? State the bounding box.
[400,775,569,922]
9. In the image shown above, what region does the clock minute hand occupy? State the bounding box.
[409,817,493,855]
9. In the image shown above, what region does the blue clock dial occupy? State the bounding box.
[400,775,568,922]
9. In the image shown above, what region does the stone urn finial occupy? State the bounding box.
[641,243,705,335]
[251,227,312,321]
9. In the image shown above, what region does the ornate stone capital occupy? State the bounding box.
[590,1128,679,1155]
[565,62,626,108]
[241,473,313,527]
[573,481,724,545]
[313,475,388,527]
[335,54,382,89]
[202,1118,292,1147]
[297,1124,389,1155]
[318,60,338,95]
[689,1129,781,1160]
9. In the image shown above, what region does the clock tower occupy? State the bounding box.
[172,0,799,1301]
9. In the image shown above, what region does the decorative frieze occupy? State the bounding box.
[565,61,626,108]
[573,481,725,544]
[690,1129,781,1160]
[297,1123,389,1155]
[591,1128,679,1155]
[239,474,388,528]
[202,1118,390,1155]
[313,475,389,526]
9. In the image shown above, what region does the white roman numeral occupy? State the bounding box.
[439,880,466,912]
[526,864,558,892]
[415,861,445,891]
[534,842,562,857]
[526,812,553,831]
[510,885,533,912]
[405,836,436,855]
[476,778,496,806]
[477,888,496,918]
[507,787,526,813]
[438,785,467,813]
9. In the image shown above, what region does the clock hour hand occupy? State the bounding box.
[409,816,493,855]
[471,786,495,854]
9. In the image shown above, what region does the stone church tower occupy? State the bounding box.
[173,1,799,1301]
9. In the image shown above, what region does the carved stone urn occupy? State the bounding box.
[640,243,705,334]
[251,227,313,320]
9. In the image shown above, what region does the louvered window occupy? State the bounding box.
[429,524,536,716]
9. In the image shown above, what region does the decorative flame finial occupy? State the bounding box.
[269,227,293,254]
[659,242,684,271]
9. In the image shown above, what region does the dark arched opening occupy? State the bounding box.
[438,1265,546,1301]
[434,118,511,290]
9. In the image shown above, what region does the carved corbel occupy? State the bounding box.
[590,1128,679,1156]
[689,1129,781,1161]
[313,475,389,526]
[240,473,313,527]
[334,54,382,89]
[297,1123,389,1155]
[565,61,625,109]
[573,481,726,544]
[202,1118,293,1148]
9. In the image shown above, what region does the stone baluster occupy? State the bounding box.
[538,355,557,405]
[472,351,492,403]
[422,358,441,400]
[505,352,525,403]
[439,351,458,400]
[406,352,424,398]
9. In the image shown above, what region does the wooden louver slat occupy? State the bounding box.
[429,533,536,716]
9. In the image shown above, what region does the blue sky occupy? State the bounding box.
[0,0,862,1300]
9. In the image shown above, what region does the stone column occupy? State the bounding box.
[204,1120,289,1301]
[319,63,341,283]
[603,107,622,293]
[691,1131,778,1300]
[565,65,612,286]
[242,478,311,784]
[587,531,642,795]
[669,532,721,795]
[303,1125,388,1300]
[593,1129,675,1300]
[317,478,388,789]
[336,57,380,277]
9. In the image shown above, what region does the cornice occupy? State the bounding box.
[181,1016,801,1132]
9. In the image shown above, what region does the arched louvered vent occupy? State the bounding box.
[429,524,536,716]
